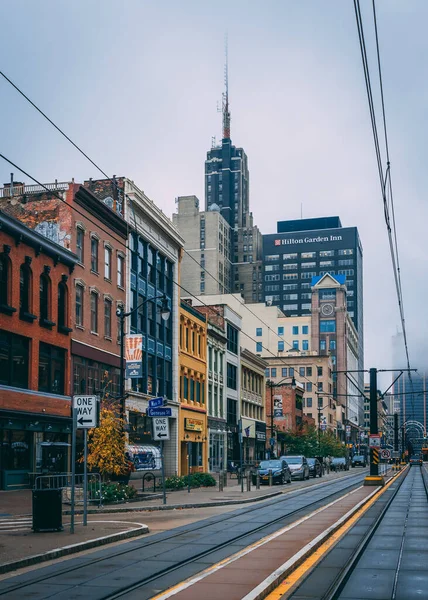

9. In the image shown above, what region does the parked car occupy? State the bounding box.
[252,459,292,485]
[409,455,422,466]
[281,455,310,480]
[307,458,323,478]
[331,457,349,471]
[351,455,367,468]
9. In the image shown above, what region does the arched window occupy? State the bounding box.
[19,260,33,318]
[39,271,52,326]
[0,254,9,306]
[58,280,67,330]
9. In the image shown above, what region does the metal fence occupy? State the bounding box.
[34,473,102,508]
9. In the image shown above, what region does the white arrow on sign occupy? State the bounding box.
[73,395,99,429]
[152,417,170,441]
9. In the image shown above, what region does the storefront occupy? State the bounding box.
[255,421,267,461]
[242,418,256,463]
[0,411,72,490]
[208,417,226,472]
[179,409,207,475]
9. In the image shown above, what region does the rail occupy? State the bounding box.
[0,181,69,198]
[34,473,102,507]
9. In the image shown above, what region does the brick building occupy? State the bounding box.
[0,211,77,489]
[265,380,306,457]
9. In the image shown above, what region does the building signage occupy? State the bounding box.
[242,418,255,439]
[346,425,351,437]
[256,422,266,442]
[273,395,283,418]
[73,395,99,428]
[274,235,343,246]
[185,418,203,432]
[148,397,164,409]
[147,407,172,417]
[125,334,143,378]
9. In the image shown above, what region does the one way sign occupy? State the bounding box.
[73,395,99,429]
[152,417,170,441]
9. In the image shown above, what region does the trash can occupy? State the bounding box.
[32,489,63,532]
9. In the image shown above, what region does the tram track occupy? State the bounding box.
[0,471,369,599]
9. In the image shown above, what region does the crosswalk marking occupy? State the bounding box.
[0,516,32,532]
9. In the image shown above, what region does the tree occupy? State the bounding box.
[278,426,346,457]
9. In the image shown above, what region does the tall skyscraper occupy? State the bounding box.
[204,42,263,303]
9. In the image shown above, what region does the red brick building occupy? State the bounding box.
[265,380,306,456]
[0,211,77,489]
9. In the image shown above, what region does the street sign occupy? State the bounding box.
[369,434,381,448]
[152,417,170,441]
[73,395,98,428]
[146,407,172,418]
[148,397,164,409]
[320,423,327,431]
[380,449,391,460]
[392,451,400,458]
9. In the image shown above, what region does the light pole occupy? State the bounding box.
[116,294,171,420]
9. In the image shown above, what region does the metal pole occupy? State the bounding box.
[239,419,244,493]
[83,429,88,526]
[369,368,379,477]
[187,441,191,493]
[401,426,406,462]
[70,407,77,534]
[270,383,274,458]
[161,440,166,505]
[318,404,321,454]
[119,313,125,420]
[394,413,399,470]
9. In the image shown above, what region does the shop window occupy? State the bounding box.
[1,430,32,470]
[38,342,66,395]
[0,330,29,388]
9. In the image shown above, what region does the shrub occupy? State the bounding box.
[164,472,216,490]
[164,475,187,490]
[90,482,138,504]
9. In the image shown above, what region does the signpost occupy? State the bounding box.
[72,396,99,528]
[147,398,168,504]
[380,448,391,460]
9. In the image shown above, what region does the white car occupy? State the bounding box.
[280,455,310,480]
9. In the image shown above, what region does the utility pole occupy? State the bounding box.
[394,412,399,470]
[364,368,384,486]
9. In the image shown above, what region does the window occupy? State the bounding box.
[104,247,112,280]
[337,269,354,276]
[283,304,298,311]
[266,254,280,262]
[330,340,336,350]
[75,285,84,326]
[318,382,323,391]
[117,255,125,288]
[265,368,270,377]
[301,303,311,310]
[283,273,298,280]
[306,382,313,392]
[256,327,262,337]
[320,340,326,351]
[39,273,51,324]
[320,289,336,300]
[320,260,334,267]
[302,326,309,334]
[338,259,353,266]
[38,342,65,395]
[301,262,316,269]
[227,324,238,354]
[284,294,298,300]
[76,227,84,263]
[306,366,312,376]
[278,341,284,352]
[256,342,262,353]
[283,253,298,260]
[265,274,280,282]
[104,298,112,338]
[302,340,309,350]
[301,282,311,289]
[306,397,313,407]
[265,264,279,272]
[271,368,277,377]
[282,368,287,377]
[19,262,31,315]
[293,340,299,350]
[227,363,237,390]
[320,320,336,333]
[320,250,334,257]
[283,284,298,291]
[292,326,299,335]
[278,326,284,335]
[0,330,29,388]
[301,252,316,259]
[301,271,316,279]
[338,249,353,256]
[57,281,68,330]
[299,367,305,377]
[317,366,323,376]
[283,263,298,270]
[91,237,99,272]
[90,292,98,333]
[289,367,294,376]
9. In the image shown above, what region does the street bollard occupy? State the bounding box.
[223,470,228,488]
[256,472,260,489]
[219,471,224,492]
[269,469,273,486]
[247,473,251,492]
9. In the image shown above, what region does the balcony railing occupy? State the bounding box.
[0,182,69,198]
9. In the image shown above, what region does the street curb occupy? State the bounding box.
[64,490,284,514]
[0,523,149,575]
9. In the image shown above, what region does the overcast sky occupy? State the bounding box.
[1,1,426,388]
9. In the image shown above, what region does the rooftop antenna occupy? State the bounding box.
[222,33,231,139]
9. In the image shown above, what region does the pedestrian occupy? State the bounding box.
[325,455,331,474]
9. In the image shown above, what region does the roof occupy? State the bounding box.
[312,273,346,286]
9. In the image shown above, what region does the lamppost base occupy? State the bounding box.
[364,475,385,486]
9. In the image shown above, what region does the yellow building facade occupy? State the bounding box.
[178,301,208,475]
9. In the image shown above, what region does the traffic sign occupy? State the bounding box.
[152,417,170,441]
[369,434,381,448]
[392,451,400,458]
[380,449,391,460]
[73,395,98,428]
[146,407,172,417]
[148,397,164,409]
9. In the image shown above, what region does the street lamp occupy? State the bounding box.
[268,376,296,458]
[116,294,171,419]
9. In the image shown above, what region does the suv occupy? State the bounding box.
[351,455,367,468]
[281,455,310,481]
[331,457,349,471]
[409,455,422,466]
[307,458,323,478]
[252,459,292,485]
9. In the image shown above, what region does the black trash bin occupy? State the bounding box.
[32,489,63,532]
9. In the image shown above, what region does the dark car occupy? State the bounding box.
[307,458,323,478]
[253,459,291,485]
[409,455,422,466]
[331,457,349,471]
[280,455,310,480]
[351,455,367,468]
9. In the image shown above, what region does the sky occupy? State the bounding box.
[1,0,427,388]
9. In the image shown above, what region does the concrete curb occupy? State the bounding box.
[0,523,149,575]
